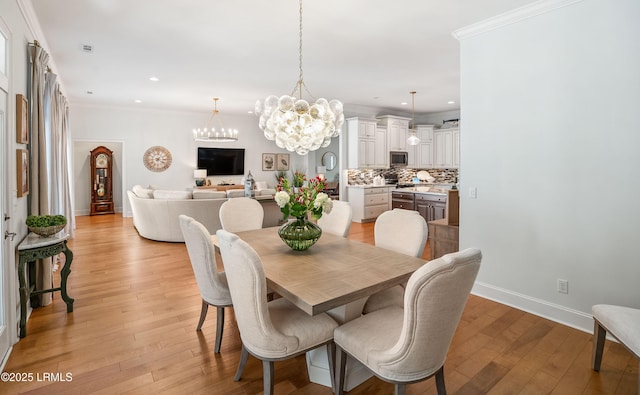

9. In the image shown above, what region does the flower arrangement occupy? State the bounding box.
[291,170,306,188]
[275,174,333,220]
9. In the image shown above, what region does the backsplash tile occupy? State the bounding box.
[347,168,458,185]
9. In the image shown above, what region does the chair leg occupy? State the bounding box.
[395,383,406,395]
[592,320,606,371]
[326,342,336,393]
[214,306,225,353]
[335,346,347,395]
[196,300,209,331]
[435,366,446,395]
[234,345,249,381]
[263,360,275,395]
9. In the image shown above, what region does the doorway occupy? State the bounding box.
[0,19,14,367]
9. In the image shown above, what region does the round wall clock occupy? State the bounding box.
[143,146,172,172]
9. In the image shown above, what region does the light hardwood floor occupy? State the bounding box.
[2,214,637,394]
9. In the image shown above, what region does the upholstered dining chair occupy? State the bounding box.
[317,200,353,237]
[334,248,482,395]
[591,304,640,393]
[219,197,264,232]
[178,215,232,353]
[216,229,338,395]
[362,208,428,314]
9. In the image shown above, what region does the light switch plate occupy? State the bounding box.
[469,187,477,199]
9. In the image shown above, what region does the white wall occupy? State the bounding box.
[457,0,640,332]
[69,104,310,216]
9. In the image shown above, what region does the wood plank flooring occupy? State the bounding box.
[2,214,637,394]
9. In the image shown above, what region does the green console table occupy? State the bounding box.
[17,232,74,338]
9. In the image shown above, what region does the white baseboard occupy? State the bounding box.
[471,281,593,334]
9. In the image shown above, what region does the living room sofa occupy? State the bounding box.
[127,185,280,242]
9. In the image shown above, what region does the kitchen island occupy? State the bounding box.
[391,186,451,223]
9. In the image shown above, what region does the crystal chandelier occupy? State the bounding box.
[407,91,420,146]
[193,98,238,142]
[254,0,344,155]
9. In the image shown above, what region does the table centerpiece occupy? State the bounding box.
[275,173,332,251]
[25,214,67,237]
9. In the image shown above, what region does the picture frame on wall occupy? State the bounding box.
[276,153,290,171]
[262,153,276,171]
[16,94,28,144]
[16,149,29,197]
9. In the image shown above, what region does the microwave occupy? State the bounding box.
[390,151,408,167]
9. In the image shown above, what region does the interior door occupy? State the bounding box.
[0,21,13,364]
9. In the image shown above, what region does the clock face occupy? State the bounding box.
[143,146,172,172]
[96,153,109,168]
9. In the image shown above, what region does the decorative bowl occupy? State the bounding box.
[28,225,65,237]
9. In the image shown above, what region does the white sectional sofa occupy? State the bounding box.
[127,185,280,242]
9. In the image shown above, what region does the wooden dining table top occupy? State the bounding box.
[213,226,426,316]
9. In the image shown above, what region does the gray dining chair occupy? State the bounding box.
[179,215,232,353]
[219,197,264,232]
[591,304,640,393]
[334,248,482,395]
[317,200,353,237]
[362,208,428,314]
[216,229,338,394]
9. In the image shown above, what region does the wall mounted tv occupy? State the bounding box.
[197,147,245,176]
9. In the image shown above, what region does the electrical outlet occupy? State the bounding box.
[557,279,569,294]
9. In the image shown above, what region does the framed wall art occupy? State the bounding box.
[16,149,29,197]
[262,153,276,171]
[276,153,290,171]
[16,94,28,144]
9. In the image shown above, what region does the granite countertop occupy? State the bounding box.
[395,187,448,195]
[347,184,396,189]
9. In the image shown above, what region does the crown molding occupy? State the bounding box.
[453,0,584,40]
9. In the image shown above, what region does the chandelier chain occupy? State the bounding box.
[298,0,303,98]
[288,0,317,101]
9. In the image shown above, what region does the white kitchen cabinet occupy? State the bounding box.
[377,115,411,153]
[433,127,459,169]
[348,186,392,223]
[347,117,387,168]
[453,128,460,168]
[413,125,435,168]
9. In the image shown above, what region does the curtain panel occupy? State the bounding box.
[28,42,74,306]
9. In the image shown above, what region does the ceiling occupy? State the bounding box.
[29,0,537,116]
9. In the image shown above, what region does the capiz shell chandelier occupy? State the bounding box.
[254,0,344,156]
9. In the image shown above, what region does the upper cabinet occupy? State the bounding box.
[347,117,388,169]
[409,125,435,168]
[377,115,411,152]
[433,127,460,169]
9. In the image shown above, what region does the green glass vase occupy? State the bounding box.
[278,216,322,251]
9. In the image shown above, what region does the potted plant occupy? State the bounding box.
[26,214,67,237]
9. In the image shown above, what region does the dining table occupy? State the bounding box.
[212,226,427,390]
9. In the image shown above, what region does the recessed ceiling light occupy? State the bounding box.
[134,99,142,103]
[448,101,455,104]
[248,110,253,114]
[149,77,159,82]
[400,102,408,106]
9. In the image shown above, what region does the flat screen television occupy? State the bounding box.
[197,147,245,176]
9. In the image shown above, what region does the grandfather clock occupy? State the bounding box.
[90,146,115,215]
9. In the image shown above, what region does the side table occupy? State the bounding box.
[17,232,74,338]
